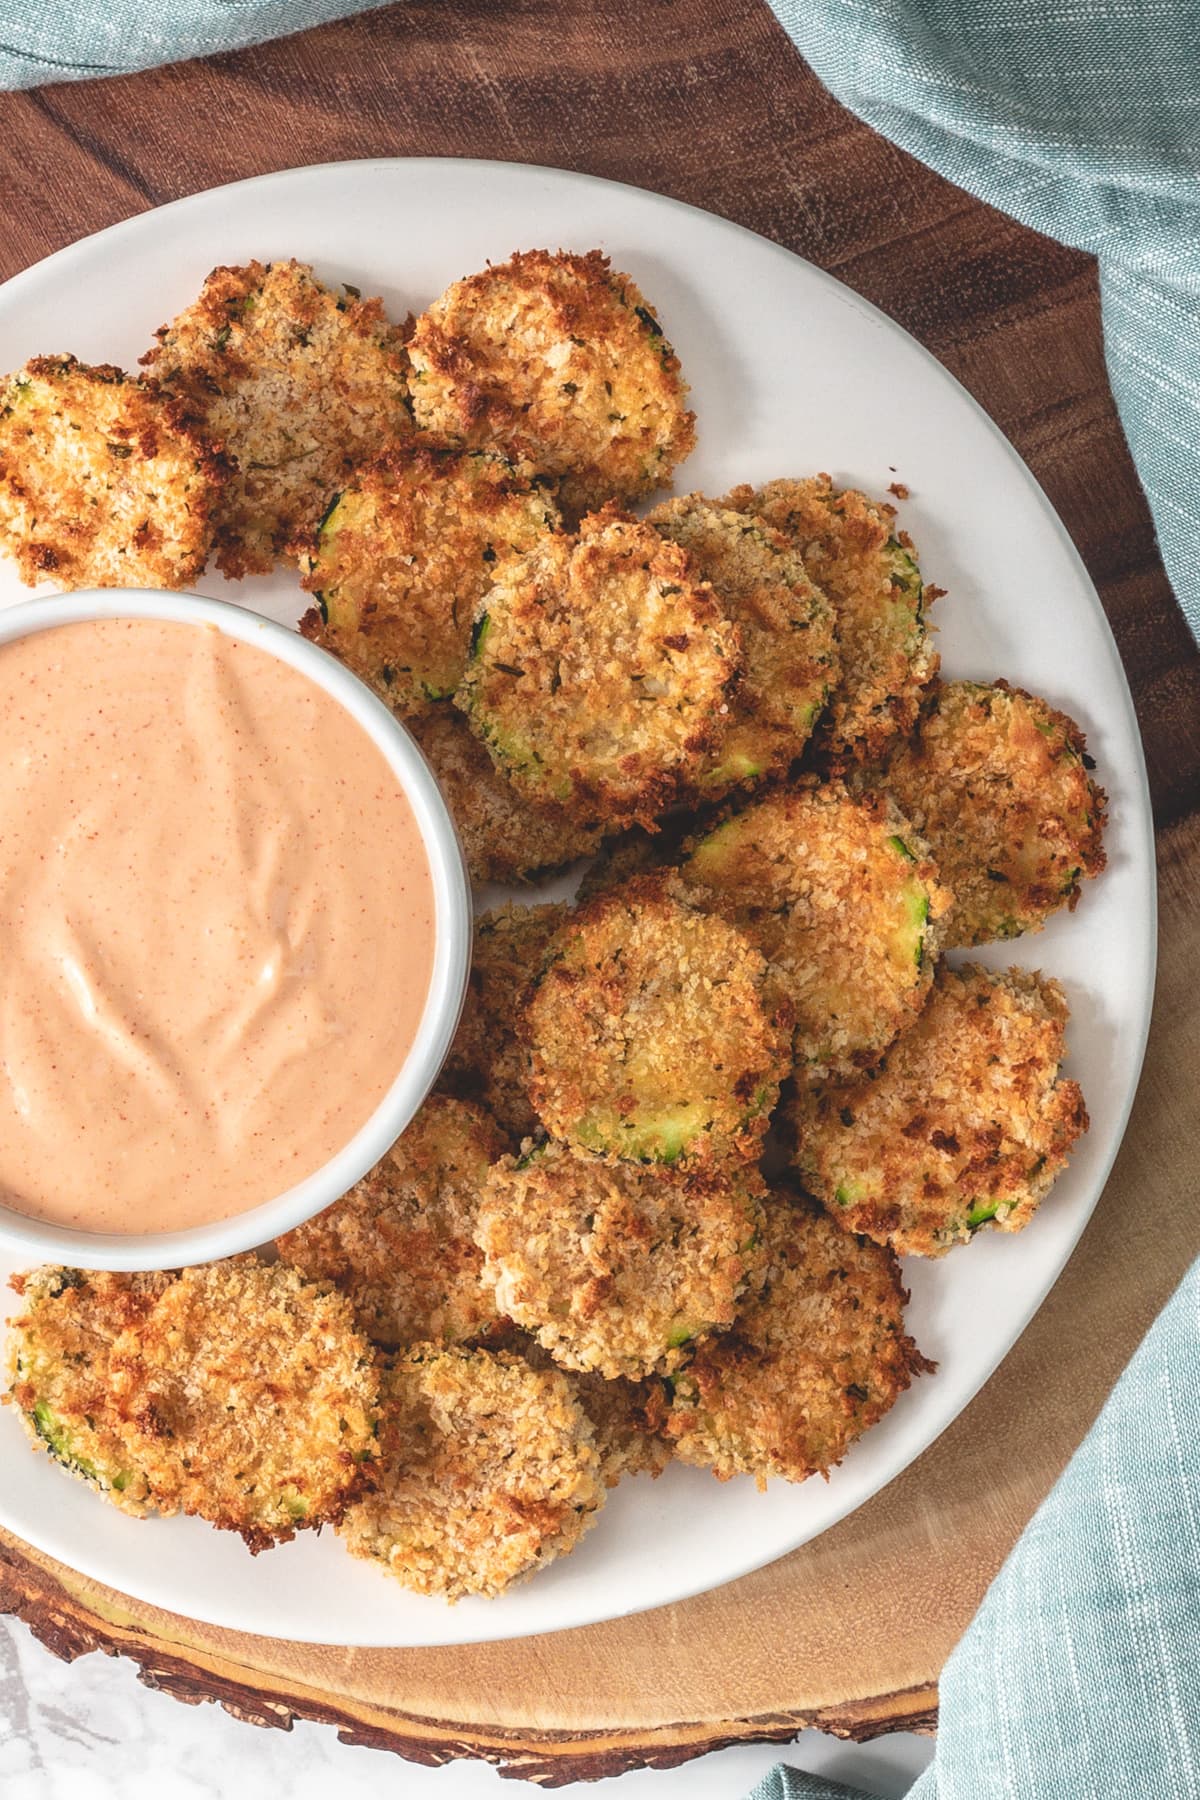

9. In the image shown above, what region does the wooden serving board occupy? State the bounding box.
[1,0,1198,1780]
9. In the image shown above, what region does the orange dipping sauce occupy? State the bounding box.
[0,617,435,1235]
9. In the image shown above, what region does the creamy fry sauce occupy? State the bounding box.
[0,618,435,1234]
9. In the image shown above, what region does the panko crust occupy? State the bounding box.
[274,1095,509,1348]
[6,1263,378,1549]
[789,962,1088,1256]
[337,1346,605,1601]
[678,781,950,1082]
[476,1140,769,1379]
[0,355,223,589]
[879,679,1108,947]
[723,476,938,762]
[526,881,792,1164]
[298,442,560,717]
[406,248,696,519]
[439,901,568,1142]
[648,495,839,791]
[457,507,742,828]
[518,1338,672,1486]
[666,1193,931,1485]
[142,259,409,576]
[410,709,603,887]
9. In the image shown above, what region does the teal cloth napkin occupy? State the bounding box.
[753,1256,1200,1798]
[0,1,381,87]
[769,0,1200,645]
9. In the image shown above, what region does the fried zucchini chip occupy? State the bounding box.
[5,1267,168,1515]
[790,962,1088,1256]
[679,783,949,1082]
[406,248,696,519]
[723,475,938,761]
[338,1346,604,1600]
[274,1095,509,1348]
[298,443,560,716]
[0,355,222,589]
[6,1263,378,1548]
[667,1192,931,1485]
[648,495,839,790]
[526,883,791,1164]
[457,508,741,828]
[439,901,568,1141]
[880,679,1107,947]
[143,259,409,576]
[476,1140,768,1379]
[409,709,603,886]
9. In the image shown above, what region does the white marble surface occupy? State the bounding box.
[0,1616,935,1800]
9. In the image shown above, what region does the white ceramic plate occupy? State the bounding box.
[0,159,1155,1648]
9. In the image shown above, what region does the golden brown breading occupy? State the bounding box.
[274,1095,509,1348]
[517,1338,672,1486]
[526,882,792,1164]
[457,507,742,829]
[6,1263,378,1548]
[666,1192,930,1485]
[337,1346,604,1601]
[476,1141,768,1379]
[678,782,949,1082]
[723,476,938,762]
[5,1267,169,1515]
[878,680,1107,947]
[409,709,603,886]
[789,962,1088,1256]
[406,248,696,519]
[142,260,409,576]
[298,443,560,716]
[0,355,223,589]
[439,901,569,1141]
[647,495,839,790]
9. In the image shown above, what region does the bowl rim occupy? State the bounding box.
[0,588,472,1270]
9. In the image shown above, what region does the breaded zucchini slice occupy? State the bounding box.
[409,709,603,886]
[457,508,741,828]
[526,883,792,1164]
[476,1140,768,1380]
[274,1095,509,1348]
[666,1192,931,1485]
[6,1262,379,1546]
[647,495,839,789]
[142,259,409,576]
[790,963,1088,1256]
[880,679,1107,947]
[723,475,938,761]
[0,356,222,589]
[337,1345,605,1601]
[439,900,568,1141]
[298,443,560,716]
[679,782,949,1082]
[406,248,696,519]
[6,1267,168,1515]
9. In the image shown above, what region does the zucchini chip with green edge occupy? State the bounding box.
[666,1190,932,1485]
[678,781,949,1082]
[722,474,939,762]
[526,880,792,1164]
[789,962,1088,1256]
[457,506,742,828]
[476,1139,768,1379]
[880,679,1107,947]
[298,443,560,717]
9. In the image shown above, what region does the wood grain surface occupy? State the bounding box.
[1,0,1198,1781]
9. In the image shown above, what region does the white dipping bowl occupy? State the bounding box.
[0,589,472,1272]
